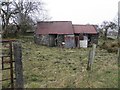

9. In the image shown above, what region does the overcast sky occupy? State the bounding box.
[43,0,119,25]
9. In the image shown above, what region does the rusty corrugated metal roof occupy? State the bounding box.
[35,21,74,34]
[36,21,98,35]
[73,25,97,34]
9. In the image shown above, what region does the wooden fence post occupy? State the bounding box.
[13,42,24,89]
[87,44,96,71]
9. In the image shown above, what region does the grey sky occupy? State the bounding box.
[43,0,119,25]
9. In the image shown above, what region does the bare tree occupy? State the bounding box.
[101,21,117,39]
[12,0,49,34]
[1,0,50,37]
[113,14,120,40]
[1,1,18,37]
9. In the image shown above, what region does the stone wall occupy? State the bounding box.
[34,34,76,48]
[34,34,63,47]
[34,34,49,46]
[34,34,98,48]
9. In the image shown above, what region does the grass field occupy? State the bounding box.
[2,36,119,88]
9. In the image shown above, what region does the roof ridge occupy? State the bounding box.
[37,21,72,23]
[73,24,95,26]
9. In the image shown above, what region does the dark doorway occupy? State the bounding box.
[88,34,91,46]
[49,34,57,47]
[75,34,79,47]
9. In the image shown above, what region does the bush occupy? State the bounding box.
[107,47,118,53]
[100,41,119,53]
[111,42,119,47]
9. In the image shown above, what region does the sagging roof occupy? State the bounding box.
[35,21,74,34]
[73,25,97,34]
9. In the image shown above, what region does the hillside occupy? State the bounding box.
[2,36,119,88]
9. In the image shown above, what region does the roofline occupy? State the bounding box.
[73,24,98,34]
[37,21,72,23]
[73,24,97,26]
[37,22,98,26]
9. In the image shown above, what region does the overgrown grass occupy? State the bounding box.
[2,36,119,88]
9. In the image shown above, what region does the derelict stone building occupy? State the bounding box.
[34,21,98,48]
